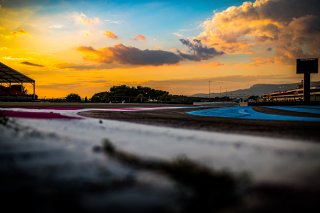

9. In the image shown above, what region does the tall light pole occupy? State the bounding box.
[208,80,211,99]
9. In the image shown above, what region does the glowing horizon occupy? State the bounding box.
[0,0,319,98]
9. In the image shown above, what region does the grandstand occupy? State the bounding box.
[262,86,320,102]
[0,62,36,101]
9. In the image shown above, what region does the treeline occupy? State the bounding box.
[91,85,170,103]
[64,85,217,104]
[90,85,209,104]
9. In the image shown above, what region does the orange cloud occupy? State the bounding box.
[77,44,181,66]
[198,0,320,62]
[77,40,222,67]
[132,34,146,41]
[77,46,108,62]
[104,31,118,39]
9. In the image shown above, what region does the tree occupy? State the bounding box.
[160,93,169,101]
[91,85,171,103]
[66,93,81,102]
[91,92,110,102]
[134,94,144,103]
[248,95,259,101]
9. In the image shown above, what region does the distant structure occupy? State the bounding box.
[296,58,318,103]
[262,83,320,102]
[0,62,36,101]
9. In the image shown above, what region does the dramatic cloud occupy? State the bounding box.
[21,61,44,67]
[133,34,146,41]
[104,31,118,39]
[77,44,181,66]
[199,0,320,62]
[178,39,223,61]
[77,39,222,66]
[71,12,100,25]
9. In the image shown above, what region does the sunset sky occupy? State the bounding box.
[0,0,319,98]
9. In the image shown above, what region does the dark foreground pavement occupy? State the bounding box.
[1,103,320,212]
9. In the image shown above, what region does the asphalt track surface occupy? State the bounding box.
[1,102,319,141]
[79,105,320,142]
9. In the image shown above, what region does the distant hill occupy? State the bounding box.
[191,81,320,98]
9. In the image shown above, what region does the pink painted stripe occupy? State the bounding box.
[0,110,81,120]
[11,107,82,110]
[99,107,172,111]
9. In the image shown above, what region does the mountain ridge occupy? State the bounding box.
[191,81,320,98]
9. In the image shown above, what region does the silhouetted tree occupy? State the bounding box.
[91,92,111,102]
[91,85,170,103]
[66,93,81,102]
[134,94,144,103]
[248,95,259,101]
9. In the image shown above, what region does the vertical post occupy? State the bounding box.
[33,82,36,100]
[304,73,310,103]
[208,80,211,99]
